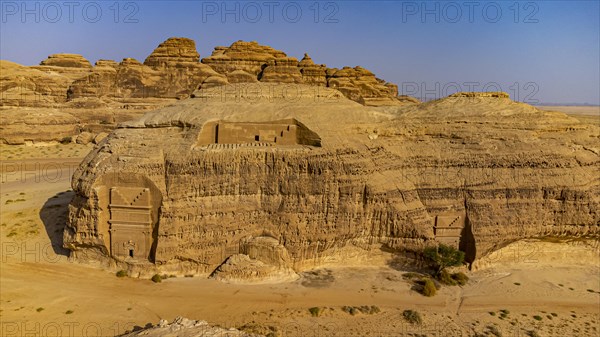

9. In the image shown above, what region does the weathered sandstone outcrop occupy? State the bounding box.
[39,53,92,68]
[328,66,402,106]
[201,40,287,77]
[64,85,599,280]
[201,41,409,105]
[70,38,221,100]
[298,53,327,86]
[0,60,72,107]
[1,37,412,144]
[120,316,259,337]
[259,57,304,83]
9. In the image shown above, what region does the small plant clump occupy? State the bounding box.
[116,270,127,277]
[341,305,380,316]
[532,315,542,321]
[421,279,437,297]
[309,307,324,317]
[151,274,162,283]
[402,309,422,324]
[486,325,502,337]
[452,272,469,286]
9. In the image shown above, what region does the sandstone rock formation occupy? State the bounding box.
[200,41,408,105]
[0,60,73,107]
[328,66,401,106]
[298,53,327,86]
[64,85,599,280]
[201,40,287,77]
[70,38,221,100]
[120,316,259,337]
[40,53,92,68]
[1,37,413,144]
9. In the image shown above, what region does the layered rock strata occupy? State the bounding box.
[1,37,412,144]
[64,86,600,280]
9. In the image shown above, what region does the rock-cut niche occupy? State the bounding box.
[94,174,162,263]
[196,118,321,147]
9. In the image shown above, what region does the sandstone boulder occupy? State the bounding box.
[93,132,109,144]
[75,131,94,145]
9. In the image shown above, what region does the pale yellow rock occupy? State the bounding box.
[64,84,599,280]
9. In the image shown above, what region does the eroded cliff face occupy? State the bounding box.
[64,85,600,279]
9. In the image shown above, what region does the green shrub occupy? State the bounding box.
[423,244,465,274]
[116,270,127,278]
[151,274,162,283]
[438,269,456,286]
[340,305,380,316]
[60,136,72,144]
[452,272,469,285]
[402,309,422,324]
[308,307,323,317]
[421,279,437,297]
[342,306,357,315]
[533,315,542,321]
[368,305,381,314]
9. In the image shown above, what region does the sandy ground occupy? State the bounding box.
[538,105,600,126]
[1,135,599,337]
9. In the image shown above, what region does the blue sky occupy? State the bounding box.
[1,1,599,104]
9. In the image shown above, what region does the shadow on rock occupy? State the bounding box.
[39,190,74,256]
[385,247,429,274]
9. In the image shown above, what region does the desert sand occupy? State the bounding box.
[1,140,598,336]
